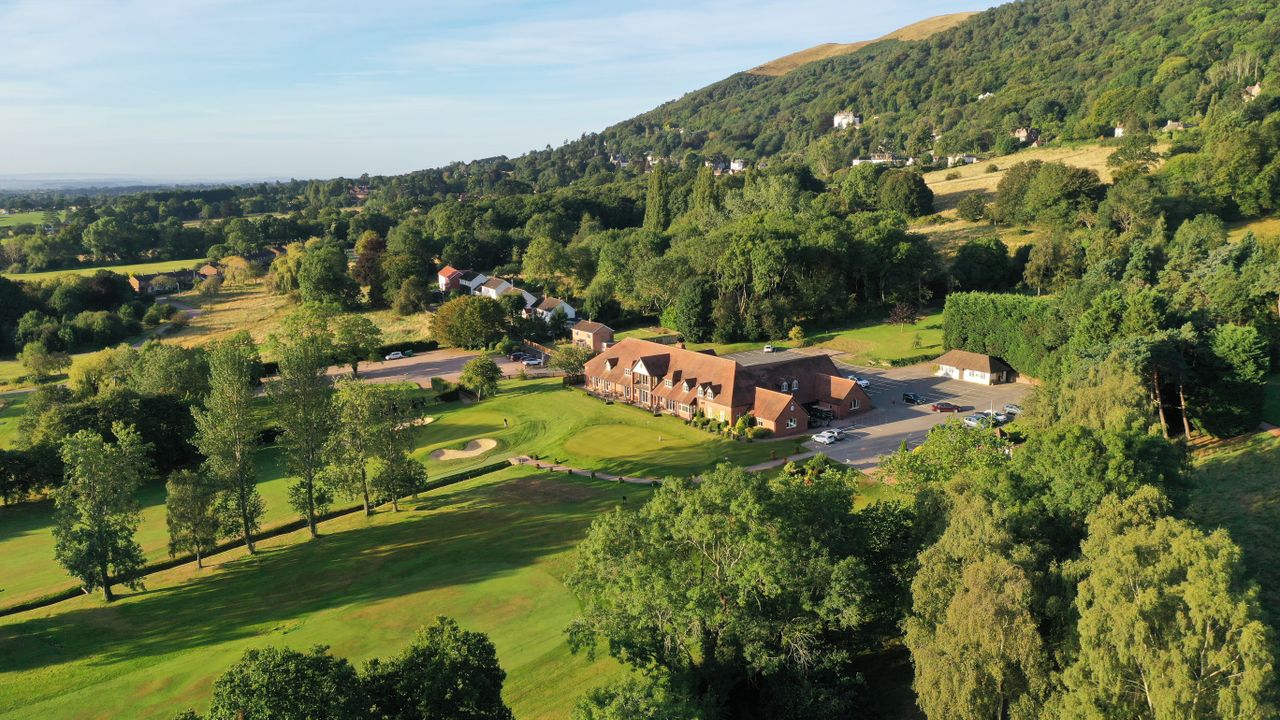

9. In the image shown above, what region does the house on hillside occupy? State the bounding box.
[530,296,576,322]
[947,154,979,168]
[583,338,870,437]
[833,111,862,130]
[572,320,614,353]
[1244,83,1263,102]
[475,276,512,300]
[197,263,223,280]
[729,159,747,173]
[437,265,463,292]
[934,349,1013,385]
[129,273,181,295]
[457,270,488,293]
[1011,127,1039,144]
[1113,124,1126,138]
[1163,120,1187,132]
[977,91,995,101]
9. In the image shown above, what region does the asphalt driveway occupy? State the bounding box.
[326,348,540,387]
[803,362,1033,469]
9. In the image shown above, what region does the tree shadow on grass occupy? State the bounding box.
[0,473,623,676]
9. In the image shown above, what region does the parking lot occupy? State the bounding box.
[802,362,1033,469]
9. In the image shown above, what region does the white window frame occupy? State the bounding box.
[786,417,798,429]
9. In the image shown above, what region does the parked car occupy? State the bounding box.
[811,430,836,445]
[931,401,961,413]
[963,414,992,428]
[522,357,544,367]
[987,411,1011,425]
[902,392,924,405]
[509,352,527,361]
[763,344,776,353]
[384,351,404,361]
[852,376,871,388]
[825,428,846,441]
[1003,403,1022,415]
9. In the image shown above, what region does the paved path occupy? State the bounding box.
[327,348,553,387]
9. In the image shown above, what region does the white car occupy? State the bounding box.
[522,357,544,367]
[811,431,836,445]
[852,376,870,389]
[763,344,776,353]
[384,351,404,361]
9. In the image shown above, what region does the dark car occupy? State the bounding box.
[902,392,924,405]
[931,401,961,413]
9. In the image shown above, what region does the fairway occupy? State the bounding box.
[0,468,646,720]
[2,258,205,283]
[0,211,61,229]
[0,378,773,610]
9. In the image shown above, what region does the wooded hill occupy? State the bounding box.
[497,0,1279,183]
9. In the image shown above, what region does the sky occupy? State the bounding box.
[0,0,982,181]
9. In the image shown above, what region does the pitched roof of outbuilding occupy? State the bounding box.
[573,320,613,335]
[934,349,1012,374]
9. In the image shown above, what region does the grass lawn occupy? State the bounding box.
[2,258,206,283]
[0,211,63,229]
[165,283,429,355]
[415,378,776,479]
[614,312,944,367]
[1227,215,1280,244]
[1187,432,1280,619]
[0,467,644,720]
[0,378,772,610]
[0,393,29,449]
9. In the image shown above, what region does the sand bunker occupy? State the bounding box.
[396,416,435,430]
[429,438,497,461]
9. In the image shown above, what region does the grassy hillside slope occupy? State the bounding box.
[748,12,978,77]
[0,468,644,720]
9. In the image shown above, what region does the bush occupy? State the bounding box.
[143,302,177,326]
[956,193,989,222]
[945,171,961,181]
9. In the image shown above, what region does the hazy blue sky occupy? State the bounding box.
[0,0,982,180]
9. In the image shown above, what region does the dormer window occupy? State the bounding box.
[624,367,631,376]
[664,379,673,388]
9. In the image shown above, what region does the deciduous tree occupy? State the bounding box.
[165,469,221,568]
[52,422,151,601]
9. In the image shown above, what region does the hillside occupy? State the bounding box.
[503,0,1279,186]
[748,12,978,77]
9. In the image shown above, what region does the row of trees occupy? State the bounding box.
[44,307,427,600]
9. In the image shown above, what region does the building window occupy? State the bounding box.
[624,368,631,376]
[790,379,798,392]
[664,379,673,388]
[679,403,690,414]
[639,389,649,403]
[779,381,788,392]
[719,410,726,422]
[786,417,798,429]
[851,397,859,409]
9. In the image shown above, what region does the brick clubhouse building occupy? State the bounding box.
[583,338,870,437]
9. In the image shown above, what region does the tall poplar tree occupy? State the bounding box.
[642,162,669,232]
[193,332,264,554]
[269,311,336,538]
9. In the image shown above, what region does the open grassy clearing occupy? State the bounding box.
[0,467,643,720]
[164,283,429,354]
[0,378,771,609]
[0,393,29,449]
[1188,431,1280,618]
[748,12,976,76]
[0,211,64,229]
[616,312,944,368]
[1227,215,1280,244]
[2,258,206,283]
[923,142,1121,210]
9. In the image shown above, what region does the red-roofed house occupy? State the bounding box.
[437,265,463,292]
[582,338,870,437]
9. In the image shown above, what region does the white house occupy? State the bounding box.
[457,270,488,292]
[729,159,747,173]
[1113,124,1126,138]
[947,154,979,168]
[475,276,511,299]
[934,349,1013,385]
[977,91,995,101]
[531,296,576,322]
[833,111,862,130]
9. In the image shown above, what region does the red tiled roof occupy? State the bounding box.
[573,320,613,335]
[438,265,461,279]
[752,387,800,421]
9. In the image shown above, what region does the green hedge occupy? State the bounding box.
[943,292,1065,379]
